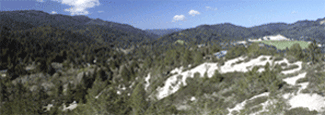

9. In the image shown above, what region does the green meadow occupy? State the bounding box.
[254,40,311,50]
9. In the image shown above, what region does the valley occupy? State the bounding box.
[1,10,325,115]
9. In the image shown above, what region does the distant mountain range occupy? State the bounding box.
[2,10,325,46]
[156,19,325,45]
[144,28,184,37]
[0,10,159,44]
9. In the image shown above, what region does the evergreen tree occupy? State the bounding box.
[121,66,131,82]
[308,39,322,64]
[288,43,303,60]
[182,49,192,66]
[130,82,148,115]
[193,51,203,66]
[65,82,73,104]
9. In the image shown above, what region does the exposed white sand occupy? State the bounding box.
[62,101,78,111]
[307,41,322,47]
[251,99,277,115]
[190,96,196,101]
[155,54,320,114]
[299,82,309,89]
[262,34,290,41]
[289,93,325,111]
[282,72,307,85]
[227,92,270,115]
[281,62,303,75]
[282,72,325,112]
[145,73,151,91]
[156,62,219,100]
[156,55,303,100]
[170,66,183,74]
[249,38,263,42]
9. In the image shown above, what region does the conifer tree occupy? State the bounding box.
[308,39,322,64]
[65,82,73,104]
[130,82,148,115]
[288,43,303,60]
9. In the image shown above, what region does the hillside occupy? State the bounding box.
[0,10,158,44]
[156,18,325,49]
[1,9,325,115]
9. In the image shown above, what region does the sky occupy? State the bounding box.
[1,0,325,30]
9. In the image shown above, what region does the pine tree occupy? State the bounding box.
[130,82,148,115]
[65,82,73,104]
[308,39,322,64]
[288,43,303,60]
[182,49,192,66]
[193,51,203,66]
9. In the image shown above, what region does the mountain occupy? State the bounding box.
[144,28,184,37]
[0,10,158,44]
[156,18,325,46]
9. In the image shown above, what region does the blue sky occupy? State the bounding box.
[1,0,325,30]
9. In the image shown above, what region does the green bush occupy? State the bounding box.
[280,62,288,67]
[260,57,267,61]
[282,64,299,71]
[225,45,247,60]
[285,107,318,115]
[274,57,284,61]
[244,96,268,109]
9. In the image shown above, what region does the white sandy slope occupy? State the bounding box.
[156,62,219,100]
[154,55,303,100]
[282,71,325,112]
[62,101,78,111]
[153,54,325,113]
[282,72,307,85]
[248,34,290,42]
[227,92,270,115]
[228,69,305,115]
[145,73,151,91]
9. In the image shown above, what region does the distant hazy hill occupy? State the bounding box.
[0,10,158,44]
[157,18,325,45]
[144,28,184,37]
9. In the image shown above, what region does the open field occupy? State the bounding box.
[254,40,311,50]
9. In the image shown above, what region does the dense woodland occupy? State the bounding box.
[1,10,325,114]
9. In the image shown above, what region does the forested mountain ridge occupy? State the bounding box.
[157,18,325,45]
[144,28,184,37]
[0,10,158,43]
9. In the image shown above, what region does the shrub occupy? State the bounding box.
[225,45,247,60]
[280,62,288,67]
[284,107,318,115]
[282,64,299,71]
[274,57,283,61]
[244,96,268,109]
[260,57,267,61]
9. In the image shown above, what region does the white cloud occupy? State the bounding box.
[98,11,104,13]
[291,11,297,14]
[188,10,200,16]
[51,11,57,14]
[172,15,186,22]
[51,0,100,16]
[36,0,44,2]
[206,6,217,11]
